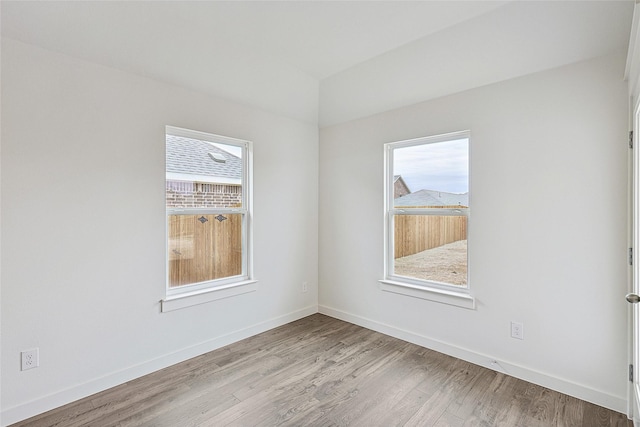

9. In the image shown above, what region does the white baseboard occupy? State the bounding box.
[318,304,628,415]
[1,305,318,427]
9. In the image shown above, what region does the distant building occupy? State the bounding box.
[393,175,411,198]
[166,134,242,208]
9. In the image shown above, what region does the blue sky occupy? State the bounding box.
[394,138,468,194]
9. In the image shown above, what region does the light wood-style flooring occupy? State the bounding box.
[11,314,632,426]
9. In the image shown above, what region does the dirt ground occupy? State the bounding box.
[394,239,467,286]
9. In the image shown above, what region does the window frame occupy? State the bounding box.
[163,126,254,310]
[381,131,474,309]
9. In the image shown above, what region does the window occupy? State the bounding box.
[165,126,253,301]
[382,131,472,307]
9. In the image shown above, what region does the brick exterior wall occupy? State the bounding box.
[166,180,242,208]
[394,178,410,198]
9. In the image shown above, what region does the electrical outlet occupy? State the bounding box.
[21,348,39,371]
[302,282,308,293]
[510,321,524,340]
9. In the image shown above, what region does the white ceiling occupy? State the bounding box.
[1,1,635,126]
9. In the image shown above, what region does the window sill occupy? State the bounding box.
[379,279,475,310]
[161,280,258,312]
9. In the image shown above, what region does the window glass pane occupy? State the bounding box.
[165,128,250,292]
[166,134,243,209]
[388,134,469,288]
[393,138,468,208]
[393,215,467,286]
[168,213,243,288]
[166,180,242,209]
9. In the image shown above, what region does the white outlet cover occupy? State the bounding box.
[510,321,524,340]
[21,348,39,371]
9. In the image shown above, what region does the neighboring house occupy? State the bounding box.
[394,189,468,208]
[166,135,242,208]
[393,175,411,198]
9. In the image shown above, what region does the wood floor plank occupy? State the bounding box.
[551,393,584,427]
[207,336,400,425]
[459,373,528,426]
[324,344,439,426]
[434,412,465,427]
[10,314,632,427]
[404,359,489,427]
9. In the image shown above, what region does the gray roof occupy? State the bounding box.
[166,134,242,181]
[394,189,468,207]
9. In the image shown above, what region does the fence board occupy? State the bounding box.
[168,214,242,287]
[394,215,467,258]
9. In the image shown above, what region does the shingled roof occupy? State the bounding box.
[394,189,468,208]
[166,134,242,183]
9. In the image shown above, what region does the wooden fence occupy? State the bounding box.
[168,213,242,287]
[394,214,467,259]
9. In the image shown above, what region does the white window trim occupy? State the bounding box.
[162,126,255,311]
[378,280,475,309]
[383,130,474,309]
[161,280,258,312]
[166,172,241,186]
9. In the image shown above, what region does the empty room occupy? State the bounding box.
[3,1,640,426]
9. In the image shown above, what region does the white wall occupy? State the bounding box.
[627,5,640,114]
[0,39,318,425]
[319,2,633,128]
[319,51,630,412]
